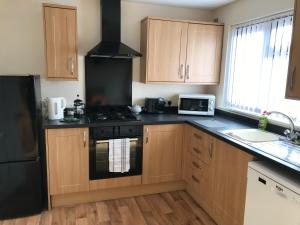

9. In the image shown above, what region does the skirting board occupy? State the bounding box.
[51,181,186,208]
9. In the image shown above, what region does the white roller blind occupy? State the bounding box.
[225,13,300,125]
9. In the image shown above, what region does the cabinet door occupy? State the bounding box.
[286,0,300,99]
[46,128,89,195]
[185,24,223,84]
[44,5,78,80]
[211,138,254,225]
[143,125,183,184]
[146,19,188,82]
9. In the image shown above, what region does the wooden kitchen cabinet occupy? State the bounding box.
[183,125,254,225]
[46,128,89,195]
[185,24,223,83]
[141,19,188,82]
[142,124,183,184]
[183,125,214,210]
[211,138,254,225]
[141,17,223,84]
[43,4,78,80]
[286,0,300,99]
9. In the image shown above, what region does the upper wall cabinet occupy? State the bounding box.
[141,17,224,84]
[286,0,300,99]
[43,4,78,80]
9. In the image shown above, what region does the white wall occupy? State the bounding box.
[0,0,213,106]
[208,0,294,108]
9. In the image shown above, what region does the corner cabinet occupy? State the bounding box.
[286,0,300,99]
[46,128,89,196]
[141,17,223,84]
[43,4,78,80]
[183,125,254,225]
[142,125,183,184]
[210,138,254,225]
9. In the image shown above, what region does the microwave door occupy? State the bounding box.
[180,98,209,112]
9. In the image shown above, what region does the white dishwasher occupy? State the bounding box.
[244,161,300,225]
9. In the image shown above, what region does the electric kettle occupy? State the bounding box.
[48,97,67,120]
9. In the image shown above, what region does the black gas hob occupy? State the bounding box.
[87,107,140,123]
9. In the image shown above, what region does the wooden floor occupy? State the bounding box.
[0,191,216,225]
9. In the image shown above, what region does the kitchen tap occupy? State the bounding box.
[266,111,299,142]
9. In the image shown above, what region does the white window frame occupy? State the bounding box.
[222,10,299,129]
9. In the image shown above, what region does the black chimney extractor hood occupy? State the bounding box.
[87,0,142,58]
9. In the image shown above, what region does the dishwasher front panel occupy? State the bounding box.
[244,167,300,225]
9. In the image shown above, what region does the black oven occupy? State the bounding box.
[89,125,143,180]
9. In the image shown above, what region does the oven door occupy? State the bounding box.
[89,137,142,180]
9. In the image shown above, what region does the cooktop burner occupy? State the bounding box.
[88,107,140,122]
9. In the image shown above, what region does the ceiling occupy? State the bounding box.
[124,0,237,9]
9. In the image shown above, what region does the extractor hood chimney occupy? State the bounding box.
[87,0,142,58]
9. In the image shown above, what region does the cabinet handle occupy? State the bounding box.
[186,65,190,80]
[68,57,75,75]
[83,131,87,148]
[178,64,184,79]
[193,133,202,140]
[192,175,199,183]
[145,127,149,144]
[209,142,213,159]
[193,147,201,154]
[71,58,75,75]
[289,66,296,89]
[192,161,200,169]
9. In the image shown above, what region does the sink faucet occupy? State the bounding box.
[266,111,299,142]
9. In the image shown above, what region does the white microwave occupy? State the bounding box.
[178,94,216,116]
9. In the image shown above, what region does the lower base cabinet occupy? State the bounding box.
[211,138,254,225]
[45,124,253,219]
[142,125,183,184]
[184,125,254,225]
[46,128,89,195]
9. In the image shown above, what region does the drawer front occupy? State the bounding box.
[187,165,210,198]
[189,157,209,181]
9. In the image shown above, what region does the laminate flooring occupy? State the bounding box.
[0,191,217,225]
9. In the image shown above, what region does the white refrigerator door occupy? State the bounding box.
[244,168,300,225]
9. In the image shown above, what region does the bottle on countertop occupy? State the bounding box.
[258,111,268,130]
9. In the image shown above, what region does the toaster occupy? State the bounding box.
[144,98,166,113]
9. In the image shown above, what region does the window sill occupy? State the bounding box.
[218,107,300,132]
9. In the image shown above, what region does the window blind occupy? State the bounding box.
[225,13,300,124]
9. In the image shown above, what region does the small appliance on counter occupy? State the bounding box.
[48,97,66,120]
[144,97,166,114]
[64,107,75,118]
[73,94,85,118]
[63,107,77,122]
[178,94,215,116]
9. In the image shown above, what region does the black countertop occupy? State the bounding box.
[43,111,300,175]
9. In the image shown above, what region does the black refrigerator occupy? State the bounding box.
[0,75,43,219]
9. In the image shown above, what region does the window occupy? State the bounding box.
[225,12,300,125]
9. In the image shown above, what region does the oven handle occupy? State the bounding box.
[96,138,139,144]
